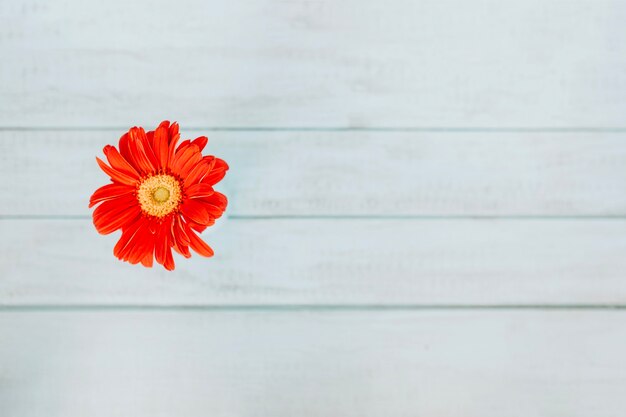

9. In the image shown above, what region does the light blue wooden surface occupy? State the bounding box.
[1,0,626,415]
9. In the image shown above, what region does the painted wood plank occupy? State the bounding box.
[2,130,626,216]
[2,0,625,127]
[1,310,625,416]
[1,218,625,305]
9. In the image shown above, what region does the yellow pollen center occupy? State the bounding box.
[137,174,182,217]
[153,187,170,203]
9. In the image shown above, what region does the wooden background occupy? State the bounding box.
[1,0,626,415]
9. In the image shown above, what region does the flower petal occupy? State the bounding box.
[103,145,139,179]
[168,122,179,144]
[172,144,201,176]
[184,157,213,188]
[164,246,176,270]
[140,129,160,170]
[92,196,141,235]
[125,223,154,264]
[167,129,182,167]
[203,191,228,211]
[173,242,191,258]
[171,218,191,258]
[185,224,214,257]
[188,219,214,233]
[186,183,214,199]
[200,158,229,186]
[176,139,191,153]
[155,217,172,267]
[96,157,138,186]
[195,192,228,219]
[114,218,144,260]
[172,216,190,246]
[191,136,208,152]
[89,183,134,208]
[140,251,154,267]
[117,132,140,172]
[128,127,156,174]
[153,121,170,169]
[180,199,210,225]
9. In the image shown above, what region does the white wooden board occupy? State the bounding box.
[2,218,625,305]
[2,0,625,127]
[1,310,625,417]
[2,130,626,216]
[2,0,625,414]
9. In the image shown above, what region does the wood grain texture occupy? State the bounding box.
[1,0,625,127]
[2,130,626,216]
[2,218,625,305]
[2,0,625,412]
[1,310,625,417]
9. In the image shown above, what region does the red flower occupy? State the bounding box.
[89,121,228,270]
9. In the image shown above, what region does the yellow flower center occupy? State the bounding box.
[153,187,170,203]
[137,174,182,217]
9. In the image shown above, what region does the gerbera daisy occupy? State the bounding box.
[89,121,228,270]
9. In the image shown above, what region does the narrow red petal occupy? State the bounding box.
[103,145,139,178]
[167,130,182,167]
[168,122,179,143]
[154,237,167,266]
[160,216,176,270]
[126,224,154,264]
[118,132,141,173]
[184,157,213,188]
[148,216,159,234]
[153,122,170,169]
[200,158,229,186]
[196,202,225,219]
[128,127,156,174]
[189,219,214,233]
[185,224,214,257]
[180,200,210,225]
[164,247,175,270]
[172,216,190,246]
[154,217,172,266]
[179,154,203,178]
[191,136,208,152]
[158,120,171,131]
[140,130,160,170]
[195,192,228,219]
[186,183,214,199]
[140,251,154,267]
[173,242,192,258]
[171,218,191,259]
[176,139,191,153]
[93,197,140,235]
[96,157,138,186]
[172,144,201,176]
[146,130,155,148]
[114,218,144,260]
[202,191,228,211]
[89,184,134,208]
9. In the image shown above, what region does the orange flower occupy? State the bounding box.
[89,121,228,270]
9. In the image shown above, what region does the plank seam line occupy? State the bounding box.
[2,127,626,133]
[2,215,626,220]
[2,305,626,312]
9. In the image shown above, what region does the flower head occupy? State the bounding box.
[89,121,228,270]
